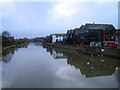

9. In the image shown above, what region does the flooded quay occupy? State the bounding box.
[1,43,120,88]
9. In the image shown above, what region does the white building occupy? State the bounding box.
[52,50,67,59]
[52,34,65,43]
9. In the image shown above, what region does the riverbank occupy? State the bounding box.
[2,42,29,50]
[45,43,120,58]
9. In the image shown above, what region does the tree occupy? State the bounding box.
[2,31,11,37]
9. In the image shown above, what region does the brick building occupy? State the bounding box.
[8,37,14,42]
[76,23,116,46]
[116,29,120,48]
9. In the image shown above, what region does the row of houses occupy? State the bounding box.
[30,37,46,43]
[45,23,120,48]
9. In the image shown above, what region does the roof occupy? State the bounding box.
[67,30,74,34]
[80,25,85,31]
[74,28,80,33]
[54,34,66,36]
[116,29,120,31]
[85,23,115,30]
[74,28,80,31]
[55,57,67,59]
[8,37,14,38]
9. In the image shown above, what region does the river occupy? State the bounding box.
[2,43,120,88]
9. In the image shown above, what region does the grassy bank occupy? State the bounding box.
[2,42,29,50]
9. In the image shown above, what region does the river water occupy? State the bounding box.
[2,43,120,88]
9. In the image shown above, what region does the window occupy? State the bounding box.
[111,36,114,39]
[110,30,114,34]
[105,36,109,41]
[110,36,114,41]
[105,29,109,34]
[56,39,58,42]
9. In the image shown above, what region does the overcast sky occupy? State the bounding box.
[0,0,119,38]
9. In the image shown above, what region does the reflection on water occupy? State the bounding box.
[2,43,120,88]
[43,45,120,78]
[2,44,28,63]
